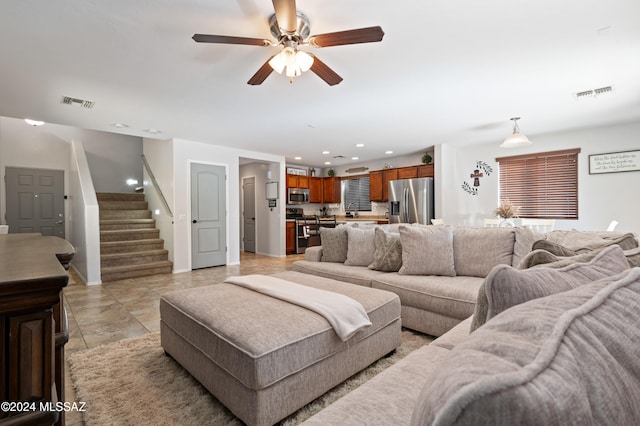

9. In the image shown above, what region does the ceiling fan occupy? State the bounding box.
[192,0,384,86]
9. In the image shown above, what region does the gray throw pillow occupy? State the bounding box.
[469,245,629,332]
[368,228,402,272]
[344,227,376,266]
[412,268,640,426]
[320,226,348,263]
[398,225,456,277]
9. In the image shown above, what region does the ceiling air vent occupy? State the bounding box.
[575,90,594,99]
[594,86,613,95]
[575,86,613,100]
[333,155,346,159]
[61,96,95,109]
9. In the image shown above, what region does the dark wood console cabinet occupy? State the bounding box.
[0,234,73,426]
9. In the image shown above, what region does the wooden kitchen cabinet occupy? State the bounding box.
[286,174,309,189]
[397,166,418,179]
[309,177,323,203]
[382,169,398,202]
[323,177,341,203]
[370,164,434,202]
[286,221,296,254]
[370,169,398,202]
[417,164,434,177]
[369,170,383,202]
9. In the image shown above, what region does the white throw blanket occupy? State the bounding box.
[224,275,372,341]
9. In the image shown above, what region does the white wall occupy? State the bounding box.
[83,132,143,193]
[439,121,640,233]
[171,138,286,273]
[239,161,283,257]
[69,140,101,284]
[142,138,175,262]
[0,116,143,232]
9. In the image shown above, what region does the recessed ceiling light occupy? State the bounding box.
[322,151,330,155]
[143,129,162,134]
[294,156,302,160]
[355,143,365,148]
[385,150,393,154]
[24,118,45,126]
[352,157,359,160]
[111,123,129,128]
[324,161,331,165]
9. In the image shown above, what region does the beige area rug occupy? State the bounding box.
[68,330,432,425]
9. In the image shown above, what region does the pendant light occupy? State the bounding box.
[500,117,532,148]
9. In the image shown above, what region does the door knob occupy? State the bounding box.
[192,219,198,224]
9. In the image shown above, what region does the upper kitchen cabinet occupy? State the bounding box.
[370,164,433,202]
[417,164,434,177]
[286,174,309,189]
[309,177,323,203]
[370,169,397,202]
[369,171,383,201]
[397,166,418,179]
[323,177,341,203]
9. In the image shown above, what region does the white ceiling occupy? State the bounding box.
[1,0,639,167]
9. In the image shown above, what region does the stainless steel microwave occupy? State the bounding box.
[287,188,309,204]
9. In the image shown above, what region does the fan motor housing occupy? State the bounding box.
[269,12,310,41]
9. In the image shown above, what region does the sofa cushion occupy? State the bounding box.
[411,268,640,426]
[345,227,376,267]
[399,225,456,277]
[320,226,348,263]
[368,228,403,272]
[469,245,629,332]
[372,274,483,321]
[291,260,386,288]
[512,226,545,267]
[453,227,515,278]
[545,229,639,253]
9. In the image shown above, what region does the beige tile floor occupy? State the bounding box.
[63,252,303,425]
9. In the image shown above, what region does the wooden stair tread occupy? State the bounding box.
[101,249,168,259]
[101,260,173,273]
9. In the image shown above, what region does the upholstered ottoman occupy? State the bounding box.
[160,271,401,426]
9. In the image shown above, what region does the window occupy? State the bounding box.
[342,177,372,212]
[496,148,580,219]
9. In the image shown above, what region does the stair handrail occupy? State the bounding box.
[141,154,174,218]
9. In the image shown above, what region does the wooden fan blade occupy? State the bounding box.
[247,56,275,85]
[272,0,297,33]
[192,34,270,46]
[308,26,384,47]
[310,56,343,86]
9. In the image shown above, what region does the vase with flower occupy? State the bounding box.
[493,199,520,227]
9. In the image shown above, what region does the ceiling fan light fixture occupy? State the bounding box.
[296,51,314,72]
[268,54,285,74]
[500,117,533,148]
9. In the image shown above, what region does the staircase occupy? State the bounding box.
[97,192,173,282]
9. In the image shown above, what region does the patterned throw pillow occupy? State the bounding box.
[345,227,376,266]
[320,226,348,263]
[398,225,456,277]
[368,228,402,272]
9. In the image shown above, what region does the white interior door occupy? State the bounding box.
[242,177,256,253]
[191,163,226,269]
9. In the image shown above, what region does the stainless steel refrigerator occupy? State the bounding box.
[388,177,434,224]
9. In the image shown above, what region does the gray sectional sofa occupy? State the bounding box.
[292,224,536,336]
[290,224,640,425]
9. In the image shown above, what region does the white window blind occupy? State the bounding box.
[343,177,372,212]
[496,148,581,219]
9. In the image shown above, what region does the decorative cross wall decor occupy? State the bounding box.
[462,161,493,196]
